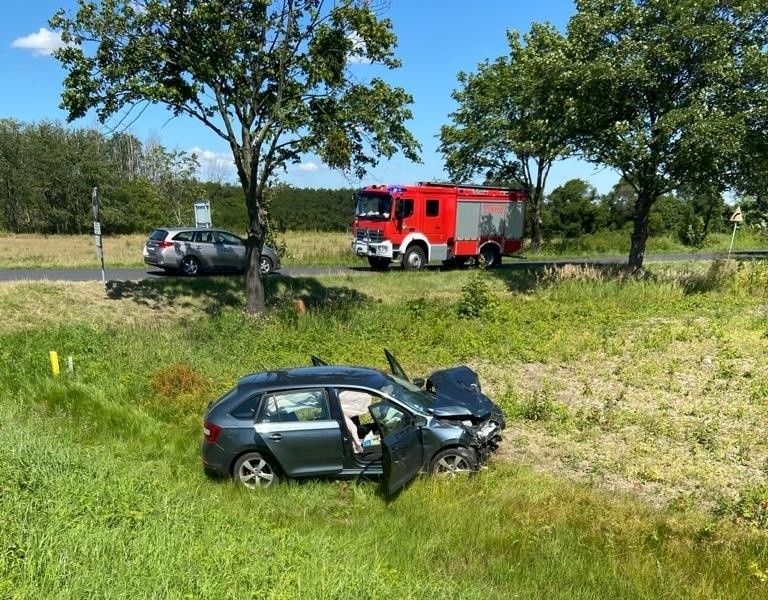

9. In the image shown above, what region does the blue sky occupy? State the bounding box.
[1,0,620,193]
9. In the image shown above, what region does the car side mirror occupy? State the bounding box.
[413,415,428,427]
[412,377,425,388]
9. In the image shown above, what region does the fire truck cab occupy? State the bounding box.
[352,182,528,270]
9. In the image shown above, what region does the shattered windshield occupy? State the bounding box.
[379,374,435,413]
[355,192,392,221]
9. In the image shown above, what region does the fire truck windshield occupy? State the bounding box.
[354,192,392,221]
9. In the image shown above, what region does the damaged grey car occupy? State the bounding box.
[201,350,505,496]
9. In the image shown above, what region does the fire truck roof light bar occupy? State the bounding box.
[416,182,527,193]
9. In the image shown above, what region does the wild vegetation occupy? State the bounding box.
[2,249,768,597]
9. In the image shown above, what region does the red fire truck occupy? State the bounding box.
[352,182,528,270]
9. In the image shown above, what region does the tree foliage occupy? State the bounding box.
[564,0,768,268]
[439,23,571,250]
[50,0,420,313]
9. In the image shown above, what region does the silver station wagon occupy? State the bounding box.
[143,227,281,275]
[201,351,506,496]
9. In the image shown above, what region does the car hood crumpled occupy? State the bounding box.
[426,366,499,422]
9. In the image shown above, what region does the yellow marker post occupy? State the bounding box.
[49,351,60,376]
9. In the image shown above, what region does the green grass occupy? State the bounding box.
[3,260,768,597]
[527,229,768,258]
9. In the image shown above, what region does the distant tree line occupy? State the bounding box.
[0,118,762,246]
[0,119,354,235]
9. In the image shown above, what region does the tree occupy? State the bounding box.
[544,179,600,239]
[564,0,768,270]
[439,24,571,251]
[51,0,420,313]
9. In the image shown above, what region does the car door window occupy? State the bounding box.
[195,230,216,244]
[369,403,411,438]
[256,389,330,423]
[215,231,243,246]
[172,231,195,242]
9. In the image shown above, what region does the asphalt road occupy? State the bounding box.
[0,251,765,283]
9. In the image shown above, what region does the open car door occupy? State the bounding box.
[369,401,424,497]
[384,349,409,382]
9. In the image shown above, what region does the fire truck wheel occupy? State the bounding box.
[367,256,391,271]
[478,246,500,268]
[403,246,426,271]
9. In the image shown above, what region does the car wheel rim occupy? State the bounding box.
[182,259,198,275]
[434,455,471,475]
[407,253,422,269]
[260,257,271,274]
[238,458,275,488]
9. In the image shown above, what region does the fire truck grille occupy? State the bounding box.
[355,228,383,243]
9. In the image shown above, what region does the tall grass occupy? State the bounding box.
[0,231,356,269]
[3,260,768,597]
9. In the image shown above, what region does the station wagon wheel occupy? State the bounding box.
[259,255,273,275]
[180,255,201,276]
[233,452,280,489]
[430,448,477,476]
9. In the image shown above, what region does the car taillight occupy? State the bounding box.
[203,421,222,443]
[156,240,174,248]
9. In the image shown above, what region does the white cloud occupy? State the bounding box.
[12,28,66,57]
[346,32,372,65]
[189,146,236,182]
[297,162,319,173]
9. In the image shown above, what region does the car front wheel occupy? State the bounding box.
[180,256,201,276]
[430,447,477,476]
[233,452,280,489]
[259,255,273,275]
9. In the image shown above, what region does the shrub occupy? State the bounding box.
[456,269,499,319]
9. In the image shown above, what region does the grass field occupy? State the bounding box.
[0,228,764,270]
[2,239,768,597]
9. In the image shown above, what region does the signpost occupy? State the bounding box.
[92,187,106,289]
[728,206,743,259]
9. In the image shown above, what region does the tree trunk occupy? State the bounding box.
[628,190,654,271]
[528,186,544,251]
[243,181,266,315]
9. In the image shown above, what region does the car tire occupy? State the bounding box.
[429,447,478,476]
[259,255,273,275]
[478,246,500,268]
[402,246,426,271]
[233,452,280,489]
[180,256,201,276]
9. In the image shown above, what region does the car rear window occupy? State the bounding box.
[149,229,168,241]
[230,394,261,419]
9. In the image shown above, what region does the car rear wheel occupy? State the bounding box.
[233,452,280,489]
[430,447,477,476]
[259,255,273,275]
[180,256,201,276]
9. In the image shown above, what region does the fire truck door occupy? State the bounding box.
[422,198,447,260]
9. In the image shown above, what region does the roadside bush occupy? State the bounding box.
[723,485,768,528]
[679,216,708,248]
[456,269,499,319]
[150,363,210,417]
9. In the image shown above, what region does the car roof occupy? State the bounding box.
[153,226,234,233]
[237,365,392,390]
